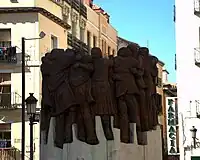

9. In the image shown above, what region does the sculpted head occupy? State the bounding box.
[127,43,140,58]
[150,56,158,65]
[91,47,102,59]
[117,47,132,57]
[41,52,51,63]
[75,49,84,61]
[139,47,149,57]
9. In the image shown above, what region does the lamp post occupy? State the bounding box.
[25,93,38,160]
[21,31,46,160]
[190,126,197,149]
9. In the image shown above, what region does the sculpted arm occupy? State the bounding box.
[108,59,114,67]
[112,59,121,80]
[79,62,94,71]
[151,67,158,77]
[152,68,158,84]
[129,59,140,75]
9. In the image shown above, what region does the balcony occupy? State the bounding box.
[64,0,87,18]
[194,48,200,67]
[0,47,30,66]
[0,148,20,160]
[67,33,89,54]
[0,92,21,110]
[194,0,200,16]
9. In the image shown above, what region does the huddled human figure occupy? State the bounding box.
[40,44,162,149]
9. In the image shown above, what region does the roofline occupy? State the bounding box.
[0,7,71,30]
[118,36,138,46]
[157,60,165,66]
[163,69,169,74]
[163,89,177,97]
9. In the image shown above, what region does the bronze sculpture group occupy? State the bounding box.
[40,44,161,149]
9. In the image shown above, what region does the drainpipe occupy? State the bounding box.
[98,12,101,48]
[71,0,74,48]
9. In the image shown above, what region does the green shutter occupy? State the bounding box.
[191,157,200,160]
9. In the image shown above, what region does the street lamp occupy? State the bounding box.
[21,31,45,160]
[190,126,197,149]
[25,93,38,160]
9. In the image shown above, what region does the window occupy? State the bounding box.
[87,31,91,52]
[51,35,58,49]
[72,22,77,37]
[104,41,106,55]
[0,123,11,148]
[112,49,115,55]
[101,39,104,52]
[101,39,107,55]
[108,46,111,55]
[80,28,85,42]
[0,29,11,47]
[10,0,19,3]
[93,35,97,47]
[0,41,11,48]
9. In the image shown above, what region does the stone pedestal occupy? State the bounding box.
[40,117,162,160]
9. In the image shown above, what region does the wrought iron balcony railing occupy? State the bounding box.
[0,47,30,65]
[194,0,200,16]
[64,0,87,18]
[0,92,21,110]
[194,48,200,67]
[67,33,89,54]
[0,148,21,160]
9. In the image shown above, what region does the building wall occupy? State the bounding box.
[117,37,130,50]
[0,9,70,159]
[157,62,164,94]
[12,122,40,160]
[0,0,62,20]
[38,13,68,56]
[85,5,117,56]
[35,0,63,19]
[157,62,164,126]
[175,0,200,159]
[86,6,100,47]
[0,13,40,159]
[0,0,35,7]
[0,12,40,104]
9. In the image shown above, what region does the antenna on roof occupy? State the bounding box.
[147,40,149,48]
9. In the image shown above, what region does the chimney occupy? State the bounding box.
[103,12,110,23]
[84,0,93,7]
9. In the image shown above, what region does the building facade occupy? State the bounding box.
[175,0,200,159]
[0,0,71,159]
[163,82,178,160]
[84,0,117,56]
[0,0,117,159]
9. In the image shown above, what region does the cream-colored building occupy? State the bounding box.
[0,0,72,159]
[0,0,117,159]
[84,0,118,56]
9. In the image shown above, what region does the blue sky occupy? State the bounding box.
[94,0,176,82]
